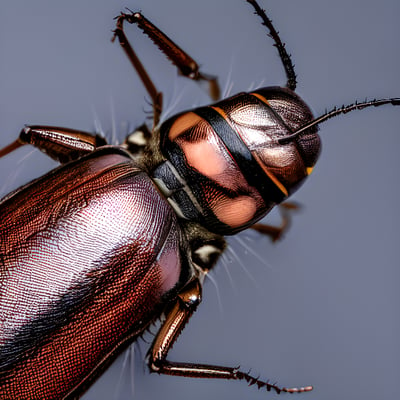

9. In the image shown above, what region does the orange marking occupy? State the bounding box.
[252,152,288,197]
[168,112,203,140]
[250,92,271,106]
[211,106,229,119]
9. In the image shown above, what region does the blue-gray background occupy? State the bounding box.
[0,1,399,399]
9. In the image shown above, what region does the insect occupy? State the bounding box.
[0,0,398,400]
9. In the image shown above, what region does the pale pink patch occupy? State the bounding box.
[213,195,257,228]
[181,139,225,177]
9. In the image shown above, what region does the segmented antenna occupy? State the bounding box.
[278,98,400,144]
[246,0,297,90]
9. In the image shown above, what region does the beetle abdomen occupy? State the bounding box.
[0,148,182,398]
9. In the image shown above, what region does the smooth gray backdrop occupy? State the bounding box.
[0,1,399,400]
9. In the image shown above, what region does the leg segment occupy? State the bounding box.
[148,278,312,394]
[251,202,300,241]
[0,126,107,164]
[112,11,220,125]
[112,14,163,127]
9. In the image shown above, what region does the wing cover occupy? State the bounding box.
[0,148,182,398]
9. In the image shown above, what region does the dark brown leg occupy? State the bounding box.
[0,125,107,164]
[148,278,312,394]
[112,11,220,126]
[251,202,300,242]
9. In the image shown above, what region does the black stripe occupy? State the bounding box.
[193,106,286,204]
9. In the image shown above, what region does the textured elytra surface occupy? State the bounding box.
[0,150,182,398]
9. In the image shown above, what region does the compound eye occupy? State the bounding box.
[295,130,321,170]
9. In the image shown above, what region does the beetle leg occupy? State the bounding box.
[112,15,162,127]
[251,201,300,242]
[112,12,220,126]
[0,125,107,164]
[127,12,220,101]
[0,139,24,158]
[148,278,311,394]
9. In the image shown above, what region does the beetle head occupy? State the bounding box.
[156,87,321,235]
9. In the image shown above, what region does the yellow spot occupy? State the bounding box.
[306,167,313,175]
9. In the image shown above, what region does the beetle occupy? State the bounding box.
[0,0,398,400]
